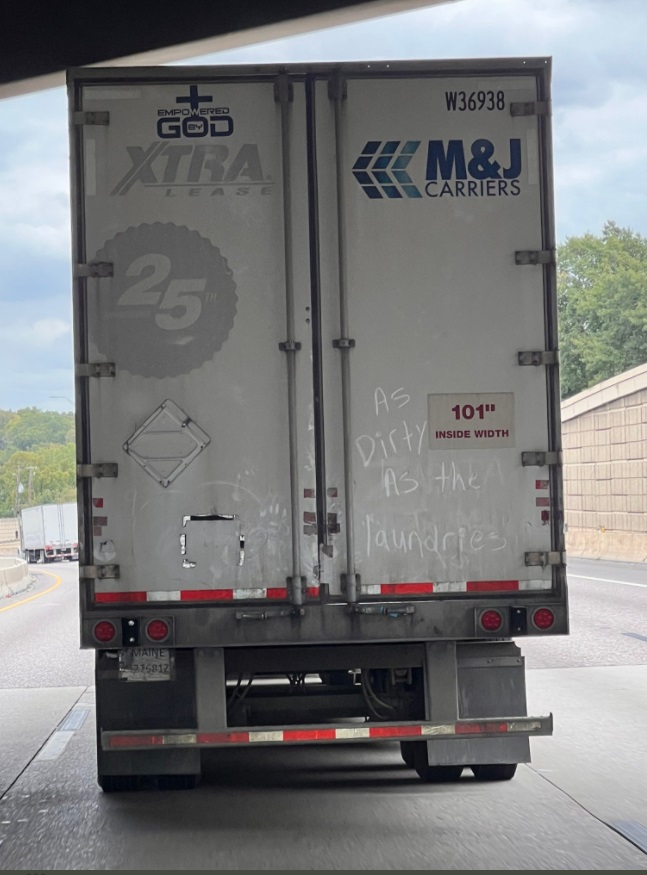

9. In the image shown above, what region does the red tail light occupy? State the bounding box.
[480,609,503,632]
[94,620,117,643]
[532,608,555,630]
[146,619,170,642]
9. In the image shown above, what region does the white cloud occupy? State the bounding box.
[0,88,70,260]
[0,318,70,345]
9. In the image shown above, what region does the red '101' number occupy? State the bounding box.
[451,403,495,420]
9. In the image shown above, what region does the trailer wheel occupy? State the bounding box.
[471,763,517,782]
[415,763,463,783]
[413,743,463,782]
[400,741,416,768]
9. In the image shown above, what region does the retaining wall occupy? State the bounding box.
[0,557,31,600]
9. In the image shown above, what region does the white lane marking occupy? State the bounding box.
[34,705,92,762]
[35,730,74,762]
[571,574,647,589]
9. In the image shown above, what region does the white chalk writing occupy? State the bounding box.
[375,386,411,416]
[355,420,427,468]
[365,512,507,569]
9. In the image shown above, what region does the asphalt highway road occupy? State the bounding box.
[0,558,646,870]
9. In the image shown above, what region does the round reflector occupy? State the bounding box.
[480,609,503,632]
[533,608,555,630]
[146,619,170,642]
[94,620,117,643]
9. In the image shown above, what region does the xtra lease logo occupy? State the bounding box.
[110,143,271,197]
[353,138,522,199]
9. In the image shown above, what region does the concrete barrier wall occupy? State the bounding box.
[0,557,30,600]
[566,530,647,564]
[562,368,647,565]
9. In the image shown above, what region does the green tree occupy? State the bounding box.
[0,444,76,517]
[558,222,647,397]
[2,408,74,452]
[0,408,76,517]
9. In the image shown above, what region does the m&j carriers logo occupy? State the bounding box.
[111,85,271,197]
[352,138,522,200]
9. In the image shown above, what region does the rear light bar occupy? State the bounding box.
[91,617,174,646]
[476,605,561,636]
[103,714,553,750]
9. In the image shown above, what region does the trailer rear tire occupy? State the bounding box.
[413,743,463,782]
[400,741,416,768]
[415,763,464,783]
[471,763,517,782]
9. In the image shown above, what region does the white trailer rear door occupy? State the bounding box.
[71,62,561,606]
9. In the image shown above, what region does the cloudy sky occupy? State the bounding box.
[0,0,644,412]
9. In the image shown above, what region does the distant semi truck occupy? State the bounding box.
[19,503,79,563]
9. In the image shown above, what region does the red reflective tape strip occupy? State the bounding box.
[197,731,250,744]
[369,724,423,739]
[92,497,104,508]
[283,728,337,742]
[456,722,508,735]
[306,587,320,598]
[380,583,435,595]
[535,480,549,490]
[108,734,165,747]
[180,589,234,601]
[536,497,551,507]
[466,580,519,592]
[94,591,147,603]
[265,588,289,599]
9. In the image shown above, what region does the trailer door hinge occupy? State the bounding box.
[515,250,555,266]
[80,564,120,579]
[73,111,110,126]
[75,262,114,278]
[521,451,561,467]
[77,362,116,378]
[524,551,566,568]
[77,463,118,478]
[274,75,294,103]
[510,101,550,117]
[328,73,348,102]
[279,340,302,352]
[518,350,559,367]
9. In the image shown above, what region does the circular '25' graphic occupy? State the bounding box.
[91,223,237,377]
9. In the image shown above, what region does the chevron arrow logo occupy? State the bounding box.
[352,140,422,199]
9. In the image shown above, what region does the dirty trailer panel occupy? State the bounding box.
[68,60,565,790]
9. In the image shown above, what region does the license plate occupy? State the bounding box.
[119,648,173,682]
